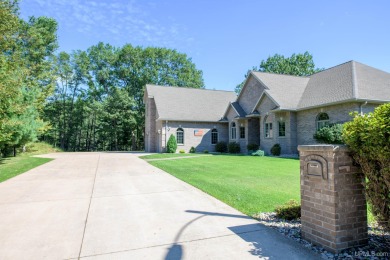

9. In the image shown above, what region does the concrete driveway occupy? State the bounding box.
[0,153,317,259]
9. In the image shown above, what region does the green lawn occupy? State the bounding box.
[0,157,53,182]
[0,142,60,183]
[140,153,212,159]
[147,155,300,215]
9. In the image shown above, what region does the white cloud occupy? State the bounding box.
[21,0,193,49]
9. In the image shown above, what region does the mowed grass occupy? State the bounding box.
[0,142,60,183]
[148,155,300,215]
[0,157,52,182]
[140,153,212,159]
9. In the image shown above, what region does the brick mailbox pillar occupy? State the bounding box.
[298,145,368,253]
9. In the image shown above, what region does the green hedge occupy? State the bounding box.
[270,144,281,156]
[228,142,240,154]
[215,141,227,153]
[314,124,344,144]
[343,104,390,230]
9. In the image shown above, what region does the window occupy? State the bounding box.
[264,116,273,138]
[278,121,286,137]
[316,113,330,130]
[231,122,237,139]
[211,129,218,144]
[240,126,245,139]
[176,128,184,145]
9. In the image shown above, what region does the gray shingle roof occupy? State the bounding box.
[145,85,237,122]
[251,72,309,110]
[354,61,390,102]
[231,102,246,117]
[297,61,355,109]
[251,61,390,111]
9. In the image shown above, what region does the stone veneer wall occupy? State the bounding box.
[162,121,229,153]
[298,145,368,253]
[144,97,157,152]
[296,102,378,145]
[237,76,265,114]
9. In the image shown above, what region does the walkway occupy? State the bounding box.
[0,152,317,259]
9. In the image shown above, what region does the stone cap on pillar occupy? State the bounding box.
[298,144,349,153]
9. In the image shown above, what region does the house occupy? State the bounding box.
[144,61,390,154]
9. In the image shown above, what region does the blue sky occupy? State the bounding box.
[20,0,390,91]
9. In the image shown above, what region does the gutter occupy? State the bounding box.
[155,118,229,123]
[294,98,389,112]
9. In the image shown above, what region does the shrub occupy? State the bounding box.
[275,200,301,220]
[251,150,264,156]
[247,143,259,151]
[270,144,281,156]
[189,147,196,153]
[215,141,227,153]
[314,124,344,144]
[343,104,390,230]
[228,142,240,154]
[203,150,209,154]
[179,149,185,153]
[166,134,177,153]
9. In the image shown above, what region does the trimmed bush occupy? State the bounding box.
[251,150,265,156]
[215,141,227,153]
[343,104,390,230]
[189,146,196,153]
[228,142,240,154]
[166,134,177,153]
[247,143,259,151]
[203,150,209,154]
[275,200,301,220]
[314,124,344,144]
[179,149,185,153]
[270,144,281,156]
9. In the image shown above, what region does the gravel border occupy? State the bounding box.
[253,213,390,260]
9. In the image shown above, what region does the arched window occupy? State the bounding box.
[316,113,330,130]
[211,129,218,144]
[231,122,237,139]
[176,128,184,145]
[264,115,273,138]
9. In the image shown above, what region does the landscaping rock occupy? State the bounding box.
[253,213,390,260]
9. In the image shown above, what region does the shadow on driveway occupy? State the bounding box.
[165,210,272,260]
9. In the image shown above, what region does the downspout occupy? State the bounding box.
[165,120,168,150]
[360,101,368,115]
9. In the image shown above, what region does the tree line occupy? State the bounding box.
[43,43,204,152]
[0,0,204,156]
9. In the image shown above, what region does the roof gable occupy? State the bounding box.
[236,74,265,113]
[251,72,309,110]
